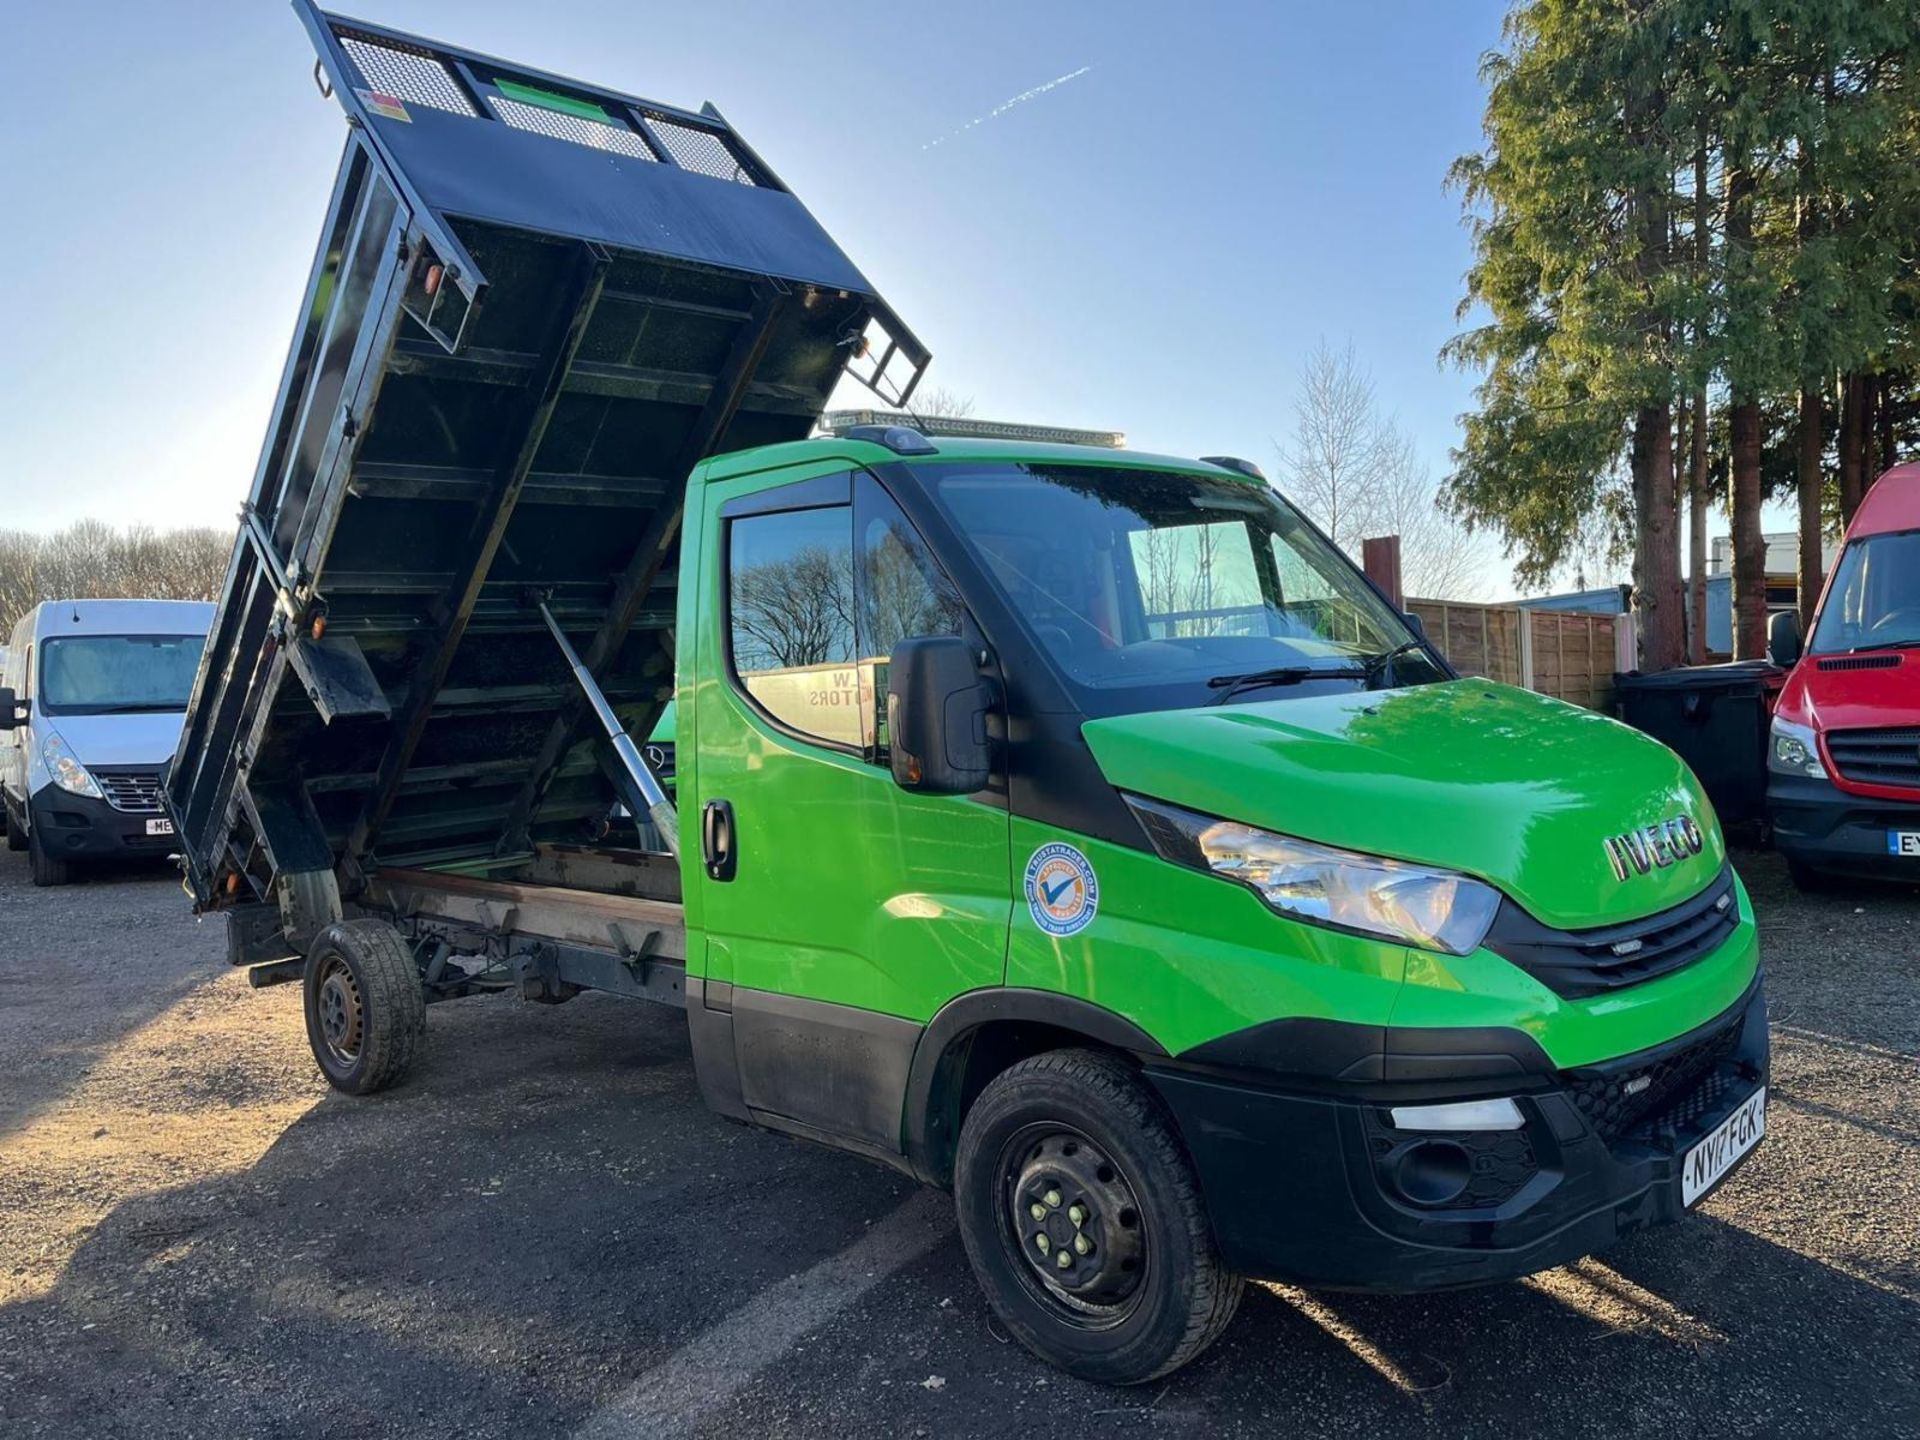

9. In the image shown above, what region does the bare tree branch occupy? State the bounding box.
[0,523,231,634]
[1274,340,1492,600]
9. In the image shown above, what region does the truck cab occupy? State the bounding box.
[669,430,1765,1371]
[2,599,214,885]
[1767,464,1920,885]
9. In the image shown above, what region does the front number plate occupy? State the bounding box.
[145,817,174,836]
[1682,1086,1765,1206]
[1889,831,1920,858]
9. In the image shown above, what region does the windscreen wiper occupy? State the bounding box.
[1360,639,1430,683]
[1207,664,1366,706]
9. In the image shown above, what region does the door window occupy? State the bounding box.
[726,502,866,748]
[725,475,969,757]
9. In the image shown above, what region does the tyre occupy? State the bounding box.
[302,920,425,1095]
[953,1048,1242,1385]
[4,804,23,852]
[27,823,70,886]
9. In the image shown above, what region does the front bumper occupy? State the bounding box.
[1146,979,1768,1291]
[1769,771,1920,881]
[28,783,178,861]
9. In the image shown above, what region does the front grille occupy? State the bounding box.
[1826,727,1920,789]
[1485,865,1741,1000]
[1565,1014,1743,1143]
[92,767,164,814]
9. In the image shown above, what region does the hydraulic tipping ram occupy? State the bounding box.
[535,599,680,856]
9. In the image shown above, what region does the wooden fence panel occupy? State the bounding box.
[1409,599,1618,711]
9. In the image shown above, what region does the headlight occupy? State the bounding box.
[1768,716,1827,779]
[41,731,103,799]
[1128,796,1502,955]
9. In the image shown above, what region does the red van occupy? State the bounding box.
[1767,464,1920,887]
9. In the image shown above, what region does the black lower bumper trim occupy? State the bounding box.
[1769,772,1920,881]
[27,786,178,860]
[1147,982,1769,1290]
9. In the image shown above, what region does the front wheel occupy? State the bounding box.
[953,1049,1242,1385]
[27,822,70,886]
[303,920,425,1094]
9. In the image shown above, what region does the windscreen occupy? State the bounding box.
[40,635,207,716]
[924,463,1439,708]
[1808,531,1920,655]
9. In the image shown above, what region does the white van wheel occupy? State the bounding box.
[28,823,71,886]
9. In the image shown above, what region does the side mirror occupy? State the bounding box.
[887,636,990,796]
[1402,611,1427,641]
[1767,610,1803,668]
[0,687,19,730]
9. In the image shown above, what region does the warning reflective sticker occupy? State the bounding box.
[356,88,411,123]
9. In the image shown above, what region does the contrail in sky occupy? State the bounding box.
[921,65,1094,150]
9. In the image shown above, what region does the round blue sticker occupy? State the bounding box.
[1025,842,1100,937]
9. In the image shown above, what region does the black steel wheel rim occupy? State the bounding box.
[995,1122,1148,1328]
[315,956,364,1065]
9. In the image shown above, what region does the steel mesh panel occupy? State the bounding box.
[341,36,479,118]
[490,97,657,159]
[642,115,757,185]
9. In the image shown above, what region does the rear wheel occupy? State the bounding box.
[27,822,70,886]
[4,803,24,852]
[303,920,425,1094]
[953,1048,1242,1385]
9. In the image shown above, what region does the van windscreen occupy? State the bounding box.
[1808,530,1920,656]
[40,634,206,716]
[924,463,1439,707]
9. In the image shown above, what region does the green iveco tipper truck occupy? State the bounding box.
[169,3,1767,1385]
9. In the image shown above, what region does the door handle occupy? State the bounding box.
[701,799,737,882]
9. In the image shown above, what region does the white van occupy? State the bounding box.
[1,599,214,886]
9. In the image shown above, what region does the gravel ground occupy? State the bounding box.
[0,848,1914,1438]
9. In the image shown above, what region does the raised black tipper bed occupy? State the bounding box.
[167,2,927,1010]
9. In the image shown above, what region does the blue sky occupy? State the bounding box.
[1,1,1522,581]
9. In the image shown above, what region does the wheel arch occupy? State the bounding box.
[902,988,1167,1187]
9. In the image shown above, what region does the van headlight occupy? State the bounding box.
[1768,716,1827,779]
[41,731,104,799]
[1127,796,1502,956]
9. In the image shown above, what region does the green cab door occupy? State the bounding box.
[685,464,1010,1154]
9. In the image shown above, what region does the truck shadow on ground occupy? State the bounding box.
[3,987,1915,1439]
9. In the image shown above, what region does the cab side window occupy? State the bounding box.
[727,502,863,748]
[856,473,963,657]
